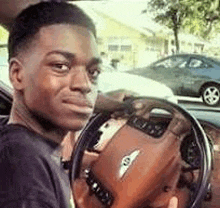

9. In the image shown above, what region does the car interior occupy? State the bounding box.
[0,1,220,208]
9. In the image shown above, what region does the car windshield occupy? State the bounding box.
[1,1,220,208]
[1,0,220,112]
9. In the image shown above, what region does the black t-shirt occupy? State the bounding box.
[0,124,70,208]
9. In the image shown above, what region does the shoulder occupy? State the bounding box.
[0,124,58,157]
[0,125,55,186]
[0,125,70,207]
[0,124,62,175]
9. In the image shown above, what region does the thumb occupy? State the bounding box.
[168,196,178,208]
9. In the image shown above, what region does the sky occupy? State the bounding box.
[74,1,168,34]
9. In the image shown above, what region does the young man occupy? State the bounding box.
[0,1,178,208]
[0,2,99,207]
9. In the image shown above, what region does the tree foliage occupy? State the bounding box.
[183,0,220,38]
[144,0,220,52]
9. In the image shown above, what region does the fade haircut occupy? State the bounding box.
[8,1,96,59]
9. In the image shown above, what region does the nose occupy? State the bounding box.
[69,66,92,94]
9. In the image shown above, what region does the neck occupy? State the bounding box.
[8,95,68,144]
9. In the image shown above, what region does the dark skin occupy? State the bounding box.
[8,24,100,143]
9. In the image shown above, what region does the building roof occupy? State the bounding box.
[74,2,207,45]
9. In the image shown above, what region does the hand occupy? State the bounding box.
[105,89,138,102]
[94,90,138,113]
[111,96,146,119]
[168,196,178,208]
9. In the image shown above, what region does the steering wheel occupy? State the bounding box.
[70,97,212,208]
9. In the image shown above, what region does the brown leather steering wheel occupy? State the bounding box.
[70,97,212,208]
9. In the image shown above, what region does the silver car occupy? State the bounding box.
[128,54,220,106]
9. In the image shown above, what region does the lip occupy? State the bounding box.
[62,96,93,108]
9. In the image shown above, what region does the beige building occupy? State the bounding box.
[94,10,165,70]
[92,10,209,70]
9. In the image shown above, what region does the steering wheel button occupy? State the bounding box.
[95,186,101,194]
[91,182,98,191]
[86,177,94,186]
[98,190,112,206]
[146,125,153,134]
[156,129,164,137]
[155,124,162,130]
[84,170,114,206]
[97,189,104,197]
[136,118,146,129]
[128,116,148,129]
[101,192,111,205]
[149,129,156,135]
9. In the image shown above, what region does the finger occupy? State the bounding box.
[168,196,178,208]
[133,101,145,110]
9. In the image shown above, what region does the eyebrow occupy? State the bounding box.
[45,50,102,66]
[87,57,102,68]
[46,50,75,60]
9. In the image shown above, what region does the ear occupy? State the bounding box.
[9,58,25,90]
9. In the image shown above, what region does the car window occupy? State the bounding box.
[0,81,12,115]
[188,58,203,68]
[0,94,11,115]
[188,58,211,68]
[178,60,187,68]
[154,56,185,68]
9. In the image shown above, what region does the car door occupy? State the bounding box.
[186,57,214,96]
[148,56,189,95]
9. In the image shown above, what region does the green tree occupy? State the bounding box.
[185,0,220,39]
[143,0,220,53]
[143,0,193,53]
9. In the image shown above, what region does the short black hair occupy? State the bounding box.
[8,1,96,59]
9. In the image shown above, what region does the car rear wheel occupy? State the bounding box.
[202,85,220,106]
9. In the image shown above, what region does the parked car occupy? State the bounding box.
[97,71,177,104]
[127,54,220,106]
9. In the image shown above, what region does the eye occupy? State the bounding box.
[87,65,101,83]
[51,63,70,72]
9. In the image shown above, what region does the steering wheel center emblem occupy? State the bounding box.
[122,157,131,166]
[119,150,140,178]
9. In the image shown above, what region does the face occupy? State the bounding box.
[17,24,100,131]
